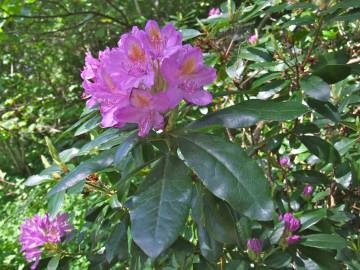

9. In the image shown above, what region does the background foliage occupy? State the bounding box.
[1,0,360,269]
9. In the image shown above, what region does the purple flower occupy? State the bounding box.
[81,20,216,137]
[279,156,291,168]
[248,34,257,45]
[19,213,72,270]
[286,235,301,245]
[162,45,216,106]
[247,238,263,255]
[283,213,301,232]
[303,184,313,196]
[208,8,221,17]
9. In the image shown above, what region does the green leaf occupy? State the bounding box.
[74,114,101,136]
[299,247,342,270]
[48,148,116,196]
[307,98,341,123]
[291,170,329,185]
[264,249,292,269]
[188,100,308,129]
[311,51,351,84]
[239,47,272,62]
[47,255,60,270]
[197,224,222,262]
[178,133,273,221]
[180,29,202,41]
[25,165,61,186]
[130,155,192,258]
[48,190,65,218]
[299,208,327,231]
[79,128,122,155]
[106,218,129,263]
[300,76,330,102]
[115,133,139,166]
[192,184,237,244]
[301,234,347,250]
[298,136,341,164]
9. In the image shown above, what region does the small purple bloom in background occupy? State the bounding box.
[286,235,301,245]
[303,184,313,197]
[248,34,258,45]
[283,213,301,232]
[208,7,221,17]
[19,213,72,270]
[279,156,291,168]
[247,238,263,255]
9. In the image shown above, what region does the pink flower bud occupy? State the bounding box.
[208,7,221,17]
[286,235,301,245]
[303,184,313,197]
[248,34,258,45]
[279,156,291,168]
[247,238,263,255]
[283,213,301,232]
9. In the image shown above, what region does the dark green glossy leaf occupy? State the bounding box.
[48,148,116,196]
[74,114,101,136]
[79,128,122,155]
[198,224,222,262]
[105,218,129,263]
[178,133,273,221]
[114,133,139,166]
[300,76,330,102]
[313,65,352,84]
[301,234,347,250]
[264,249,292,268]
[307,98,341,123]
[299,247,342,270]
[188,100,308,129]
[130,155,192,258]
[292,170,329,185]
[48,190,65,218]
[298,136,341,164]
[299,208,327,231]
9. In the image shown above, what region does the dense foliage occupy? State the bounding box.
[1,0,360,269]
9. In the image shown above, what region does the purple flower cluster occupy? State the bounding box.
[19,213,72,270]
[280,213,301,245]
[81,20,216,137]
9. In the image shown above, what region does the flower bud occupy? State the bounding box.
[208,8,221,17]
[248,34,258,45]
[286,235,301,245]
[303,184,313,197]
[283,213,301,232]
[279,156,291,168]
[247,238,263,255]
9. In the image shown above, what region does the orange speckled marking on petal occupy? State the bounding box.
[104,73,117,92]
[149,26,161,42]
[132,91,151,108]
[180,57,196,75]
[128,42,146,62]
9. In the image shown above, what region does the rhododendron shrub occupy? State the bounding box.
[22,1,360,269]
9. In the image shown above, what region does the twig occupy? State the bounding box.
[302,16,324,68]
[0,10,127,26]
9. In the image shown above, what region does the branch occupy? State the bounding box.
[0,10,128,26]
[104,0,131,27]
